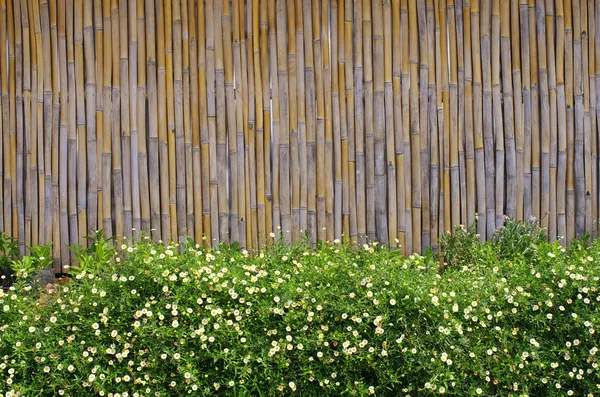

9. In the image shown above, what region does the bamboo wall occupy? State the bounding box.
[0,0,599,271]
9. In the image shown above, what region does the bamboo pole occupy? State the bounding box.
[556,0,567,244]
[276,0,291,242]
[346,0,358,243]
[520,0,532,222]
[573,0,584,237]
[480,0,495,237]
[163,0,177,241]
[373,0,387,243]
[13,0,23,255]
[546,0,558,240]
[471,0,485,238]
[501,0,516,221]
[409,0,422,252]
[511,0,523,222]
[296,0,307,240]
[302,0,315,243]
[67,0,78,253]
[110,0,124,243]
[146,0,161,241]
[181,0,194,239]
[33,0,43,246]
[565,0,574,242]
[529,0,540,224]
[355,0,366,244]
[206,0,220,245]
[454,0,465,227]
[130,0,140,237]
[188,0,201,241]
[6,0,15,243]
[84,0,98,238]
[384,0,397,246]
[363,0,375,242]
[402,0,412,252]
[49,0,61,265]
[172,0,187,241]
[313,0,326,242]
[76,0,88,245]
[536,0,550,232]
[417,0,429,249]
[393,0,405,250]
[589,0,597,238]
[245,0,257,248]
[260,0,272,242]
[223,0,237,242]
[94,0,103,239]
[462,0,475,231]
[102,0,113,236]
[198,0,212,244]
[137,0,150,233]
[430,0,440,248]
[156,0,171,241]
[268,0,280,237]
[331,0,342,242]
[40,0,51,246]
[582,1,591,235]
[58,0,69,264]
[321,0,334,242]
[331,0,343,241]
[252,0,266,246]
[0,0,6,236]
[491,0,504,226]
[21,0,32,251]
[448,0,460,231]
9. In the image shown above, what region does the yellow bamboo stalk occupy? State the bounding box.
[556,0,567,244]
[84,0,98,238]
[198,0,212,244]
[384,0,397,245]
[409,0,421,252]
[545,0,558,240]
[137,0,150,232]
[188,0,202,241]
[252,0,266,247]
[393,0,405,250]
[363,0,375,242]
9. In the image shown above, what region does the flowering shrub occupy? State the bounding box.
[1,231,600,396]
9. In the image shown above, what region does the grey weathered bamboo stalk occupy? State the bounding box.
[536,0,550,232]
[373,0,387,243]
[224,0,239,243]
[501,0,516,221]
[529,0,540,224]
[480,0,495,237]
[511,0,523,222]
[276,0,291,242]
[462,0,475,230]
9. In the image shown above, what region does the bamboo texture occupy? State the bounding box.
[1,0,600,270]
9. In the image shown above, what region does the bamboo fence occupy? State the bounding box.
[1,0,600,271]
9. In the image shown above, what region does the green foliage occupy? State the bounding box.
[1,224,600,396]
[439,222,482,270]
[0,233,19,270]
[490,216,548,260]
[68,230,117,276]
[9,243,53,279]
